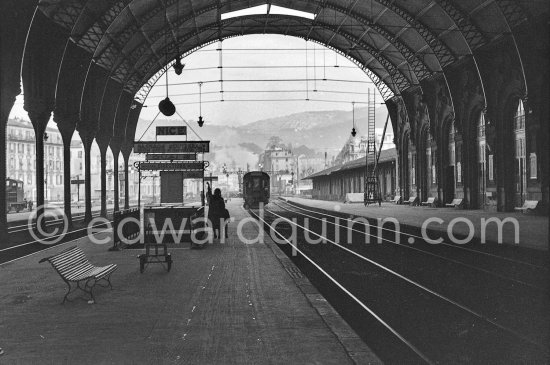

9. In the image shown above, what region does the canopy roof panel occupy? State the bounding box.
[36,0,538,100]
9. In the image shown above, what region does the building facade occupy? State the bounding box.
[333,129,395,166]
[6,118,64,202]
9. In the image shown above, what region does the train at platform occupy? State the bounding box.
[5,178,27,213]
[242,171,270,208]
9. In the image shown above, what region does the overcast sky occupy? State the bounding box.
[9,34,384,131]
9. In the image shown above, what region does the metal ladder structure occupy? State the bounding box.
[364,89,380,206]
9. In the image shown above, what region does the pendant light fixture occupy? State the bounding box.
[173,0,184,75]
[351,101,357,137]
[197,82,204,127]
[159,2,175,116]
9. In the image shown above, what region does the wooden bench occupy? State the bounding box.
[39,246,117,304]
[392,195,402,204]
[514,200,539,213]
[445,198,463,208]
[421,197,437,207]
[403,196,418,206]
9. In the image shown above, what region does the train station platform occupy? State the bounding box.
[283,197,548,251]
[0,199,379,364]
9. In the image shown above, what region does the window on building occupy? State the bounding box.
[530,153,537,179]
[514,100,525,131]
[514,100,527,200]
[488,155,494,181]
[448,124,455,166]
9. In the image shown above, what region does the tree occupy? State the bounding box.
[266,136,283,149]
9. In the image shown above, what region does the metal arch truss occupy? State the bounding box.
[321,2,432,81]
[311,40,396,101]
[435,0,487,50]
[134,59,176,103]
[133,35,395,104]
[375,0,456,67]
[132,14,412,91]
[494,0,528,29]
[130,15,407,99]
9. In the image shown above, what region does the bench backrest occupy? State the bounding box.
[409,196,417,202]
[523,200,539,209]
[41,246,90,277]
[427,197,435,203]
[452,198,462,205]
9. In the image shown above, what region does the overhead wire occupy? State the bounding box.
[166,98,375,106]
[146,89,376,99]
[155,78,375,87]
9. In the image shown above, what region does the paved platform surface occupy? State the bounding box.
[0,199,379,364]
[284,198,548,250]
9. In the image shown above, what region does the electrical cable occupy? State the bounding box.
[164,98,376,106]
[156,78,375,86]
[137,111,161,141]
[146,88,375,99]
[175,110,203,141]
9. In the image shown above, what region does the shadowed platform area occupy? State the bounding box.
[0,200,379,364]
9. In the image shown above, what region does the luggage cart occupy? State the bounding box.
[138,226,172,273]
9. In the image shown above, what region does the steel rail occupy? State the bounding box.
[263,206,548,352]
[247,208,435,365]
[273,200,546,291]
[280,199,548,271]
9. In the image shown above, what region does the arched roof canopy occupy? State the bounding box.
[37,0,540,102]
[32,0,547,143]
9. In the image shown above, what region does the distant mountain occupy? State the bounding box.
[134,105,389,166]
[244,106,388,135]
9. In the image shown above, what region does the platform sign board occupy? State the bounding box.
[181,171,204,179]
[70,179,85,184]
[156,126,187,136]
[160,171,184,203]
[134,141,210,153]
[139,162,205,171]
[146,153,196,161]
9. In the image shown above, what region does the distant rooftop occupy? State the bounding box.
[304,148,396,180]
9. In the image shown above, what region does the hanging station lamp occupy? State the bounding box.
[159,2,175,116]
[197,82,204,127]
[351,101,357,137]
[173,55,184,75]
[172,0,184,76]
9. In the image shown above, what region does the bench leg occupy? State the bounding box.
[62,280,75,304]
[61,280,94,304]
[96,273,114,290]
[83,279,96,304]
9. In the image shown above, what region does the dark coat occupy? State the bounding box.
[208,195,226,229]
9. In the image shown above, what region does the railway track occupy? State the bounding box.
[281,198,549,270]
[0,215,113,266]
[7,211,102,233]
[248,201,549,363]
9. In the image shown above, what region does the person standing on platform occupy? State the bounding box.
[208,188,228,239]
[200,190,205,207]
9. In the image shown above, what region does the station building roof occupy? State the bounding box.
[305,147,396,180]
